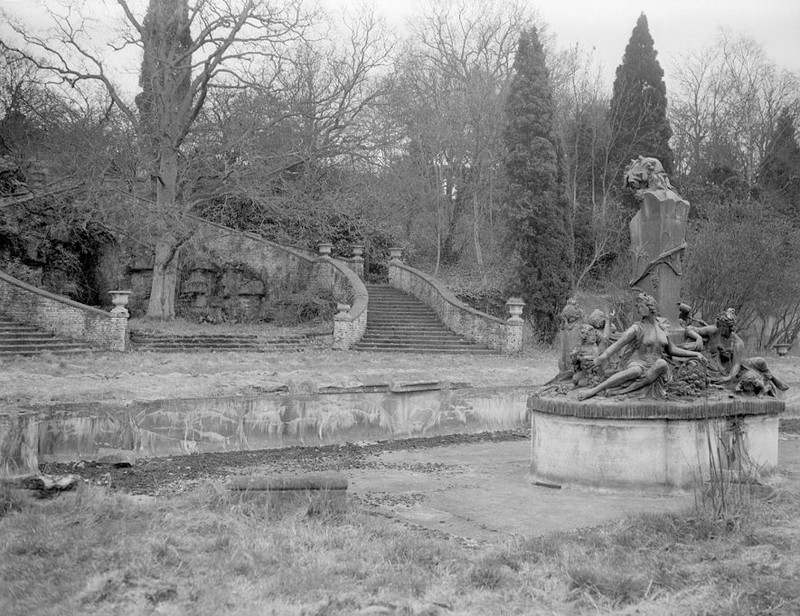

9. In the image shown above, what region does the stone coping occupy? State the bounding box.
[324,256,368,323]
[228,472,348,492]
[0,383,530,420]
[0,270,112,319]
[529,394,785,420]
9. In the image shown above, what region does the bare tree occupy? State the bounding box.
[1,0,312,319]
[385,0,534,277]
[669,32,800,197]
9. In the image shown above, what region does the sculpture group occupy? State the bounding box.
[544,156,788,402]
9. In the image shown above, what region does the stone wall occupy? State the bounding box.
[0,385,530,465]
[388,259,522,353]
[0,270,127,351]
[126,218,319,320]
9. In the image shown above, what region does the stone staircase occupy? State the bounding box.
[0,313,94,356]
[353,285,496,354]
[129,331,327,353]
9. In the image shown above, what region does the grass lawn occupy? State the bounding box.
[2,477,799,615]
[2,319,800,614]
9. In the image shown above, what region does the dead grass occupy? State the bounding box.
[0,346,560,406]
[1,480,799,615]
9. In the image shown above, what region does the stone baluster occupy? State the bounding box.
[108,289,131,352]
[350,244,365,278]
[333,302,352,350]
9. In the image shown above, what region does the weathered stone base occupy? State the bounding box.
[529,395,784,491]
[227,472,348,515]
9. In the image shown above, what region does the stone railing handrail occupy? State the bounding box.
[389,259,523,353]
[0,269,127,351]
[318,256,368,349]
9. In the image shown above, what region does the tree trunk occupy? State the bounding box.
[146,236,179,320]
[472,193,486,285]
[145,144,181,320]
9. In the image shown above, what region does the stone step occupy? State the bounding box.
[132,346,300,353]
[359,285,496,355]
[129,331,319,353]
[352,344,495,355]
[360,331,465,340]
[361,332,463,340]
[368,307,437,314]
[354,338,481,347]
[0,312,94,355]
[367,315,444,329]
[0,323,42,331]
[0,342,93,352]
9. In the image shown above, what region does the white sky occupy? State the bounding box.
[379,0,800,82]
[1,0,799,91]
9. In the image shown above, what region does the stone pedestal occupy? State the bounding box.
[528,394,784,491]
[629,189,690,328]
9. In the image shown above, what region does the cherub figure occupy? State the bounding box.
[587,308,618,354]
[577,292,706,401]
[570,324,601,388]
[557,298,584,373]
[676,302,705,351]
[689,308,788,396]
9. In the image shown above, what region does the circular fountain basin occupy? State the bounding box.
[528,394,784,491]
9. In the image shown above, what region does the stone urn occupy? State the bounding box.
[317,242,333,257]
[506,297,525,322]
[774,341,792,357]
[351,244,365,258]
[388,247,403,261]
[109,290,132,317]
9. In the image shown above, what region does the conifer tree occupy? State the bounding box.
[608,13,673,178]
[503,26,574,343]
[760,108,800,208]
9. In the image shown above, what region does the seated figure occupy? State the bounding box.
[689,308,788,396]
[577,292,706,401]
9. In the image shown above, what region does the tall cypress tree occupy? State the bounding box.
[760,108,800,206]
[608,13,673,177]
[503,27,574,343]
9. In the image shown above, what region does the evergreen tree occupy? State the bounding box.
[503,26,574,343]
[608,13,673,179]
[760,108,800,213]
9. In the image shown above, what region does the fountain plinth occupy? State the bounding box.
[529,394,782,491]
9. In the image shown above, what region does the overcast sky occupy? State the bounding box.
[381,0,800,82]
[2,0,799,91]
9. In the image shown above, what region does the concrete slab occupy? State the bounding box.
[348,440,697,542]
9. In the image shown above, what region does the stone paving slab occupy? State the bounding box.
[348,441,698,542]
